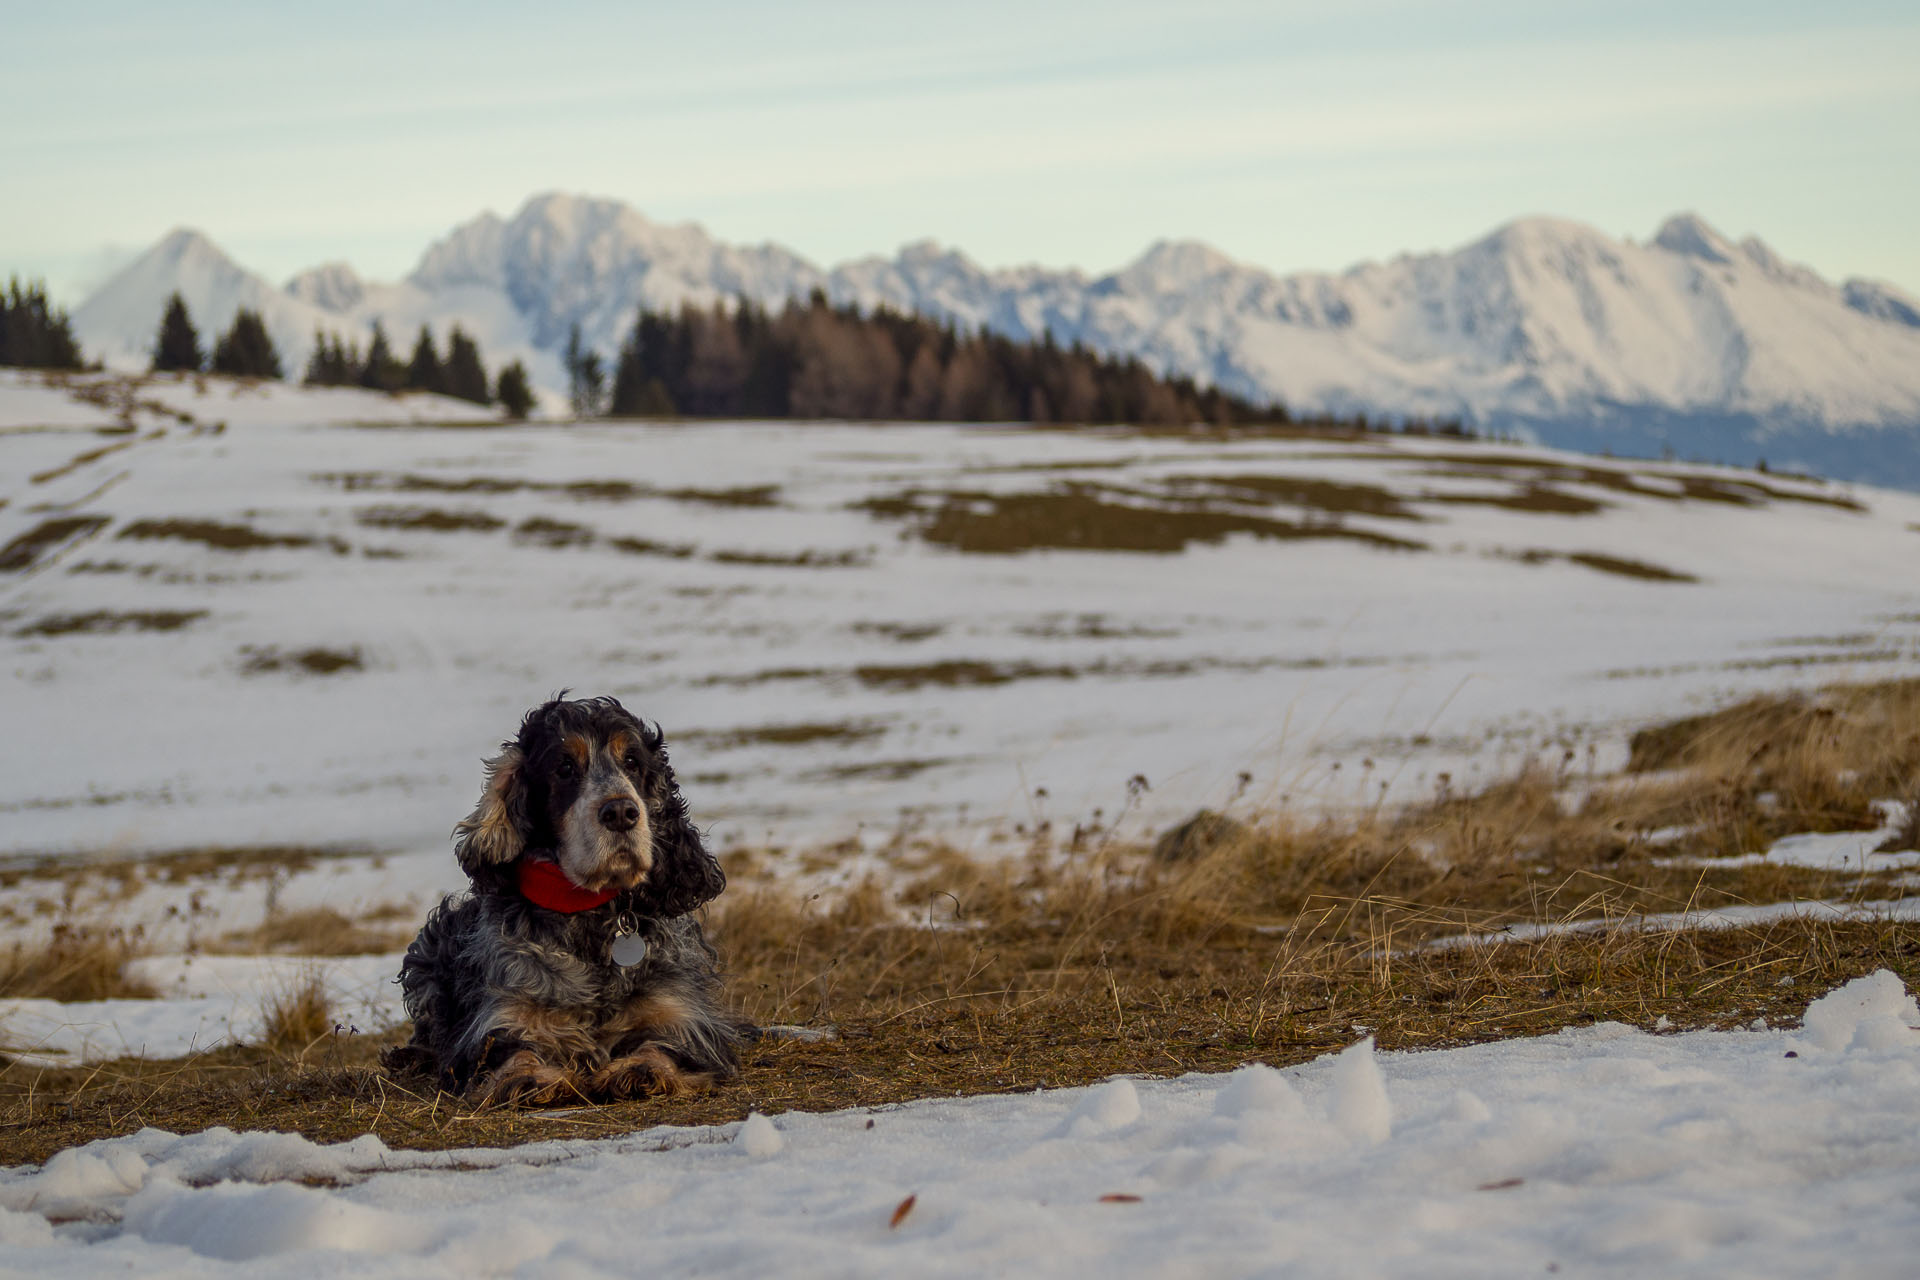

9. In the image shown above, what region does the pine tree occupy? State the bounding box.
[405,325,445,394]
[564,324,605,417]
[0,278,85,369]
[359,322,402,392]
[303,329,337,385]
[151,292,203,373]
[442,326,490,404]
[210,309,283,379]
[495,360,535,419]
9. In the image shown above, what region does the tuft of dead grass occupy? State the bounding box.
[0,924,153,1002]
[258,972,336,1054]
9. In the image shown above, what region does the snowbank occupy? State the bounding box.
[2,972,1916,1277]
[0,954,405,1067]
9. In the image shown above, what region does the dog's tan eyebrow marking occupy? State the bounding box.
[563,735,589,768]
[606,730,634,761]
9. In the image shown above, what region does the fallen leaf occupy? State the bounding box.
[890,1194,917,1228]
[1477,1177,1524,1191]
[1099,1193,1143,1203]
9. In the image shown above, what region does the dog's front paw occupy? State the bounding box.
[588,1046,708,1100]
[474,1049,587,1107]
[379,1043,438,1079]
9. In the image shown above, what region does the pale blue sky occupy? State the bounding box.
[7,0,1917,302]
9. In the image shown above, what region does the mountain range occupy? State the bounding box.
[69,192,1920,487]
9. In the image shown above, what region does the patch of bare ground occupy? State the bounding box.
[239,645,365,676]
[315,472,780,508]
[1493,547,1698,583]
[2,679,1916,1163]
[0,845,342,896]
[209,908,411,958]
[710,548,868,568]
[1163,475,1422,521]
[857,485,1428,554]
[851,621,946,643]
[117,518,333,552]
[0,515,110,572]
[15,609,207,637]
[1424,485,1609,516]
[27,432,158,486]
[680,721,888,750]
[1564,552,1698,583]
[354,506,505,534]
[608,535,698,559]
[1401,456,1865,513]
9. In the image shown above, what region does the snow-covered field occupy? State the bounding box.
[6,371,1919,867]
[2,972,1917,1277]
[6,373,1920,1275]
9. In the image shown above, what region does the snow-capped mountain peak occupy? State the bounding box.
[68,194,1920,487]
[1651,212,1741,263]
[285,262,368,313]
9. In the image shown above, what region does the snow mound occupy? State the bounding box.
[122,1179,426,1262]
[1051,1077,1142,1138]
[735,1112,785,1158]
[1211,1063,1305,1119]
[1798,969,1920,1053]
[1328,1036,1392,1144]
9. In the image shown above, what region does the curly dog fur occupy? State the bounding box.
[383,696,754,1104]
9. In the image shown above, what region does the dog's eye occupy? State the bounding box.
[624,752,642,773]
[555,758,579,781]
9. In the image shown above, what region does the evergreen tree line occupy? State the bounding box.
[151,291,282,378]
[0,278,85,369]
[140,291,533,416]
[303,320,533,417]
[586,293,1395,429]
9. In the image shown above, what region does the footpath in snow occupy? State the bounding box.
[2,972,1917,1278]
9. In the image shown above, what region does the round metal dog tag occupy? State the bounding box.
[610,932,649,967]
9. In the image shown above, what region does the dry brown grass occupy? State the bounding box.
[1,677,1915,1164]
[0,924,153,1002]
[859,485,1428,554]
[211,907,411,958]
[257,973,337,1054]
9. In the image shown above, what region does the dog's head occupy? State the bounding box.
[452,696,725,916]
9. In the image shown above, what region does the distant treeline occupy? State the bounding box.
[136,290,534,416]
[571,292,1474,434]
[0,279,84,370]
[303,320,534,417]
[13,280,1477,437]
[579,292,1313,428]
[151,292,285,379]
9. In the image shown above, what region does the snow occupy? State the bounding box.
[733,1112,785,1159]
[3,972,1918,1276]
[1327,1038,1392,1144]
[1797,970,1919,1053]
[4,403,1917,865]
[0,953,405,1067]
[64,195,1920,486]
[1429,895,1920,951]
[1654,801,1918,871]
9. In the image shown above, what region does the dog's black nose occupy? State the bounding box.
[599,797,641,832]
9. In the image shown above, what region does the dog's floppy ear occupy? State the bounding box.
[631,738,726,918]
[453,745,529,879]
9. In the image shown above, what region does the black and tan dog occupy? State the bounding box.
[384,696,754,1104]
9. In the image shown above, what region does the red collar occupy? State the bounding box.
[516,856,618,913]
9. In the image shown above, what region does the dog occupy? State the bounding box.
[383,695,754,1104]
